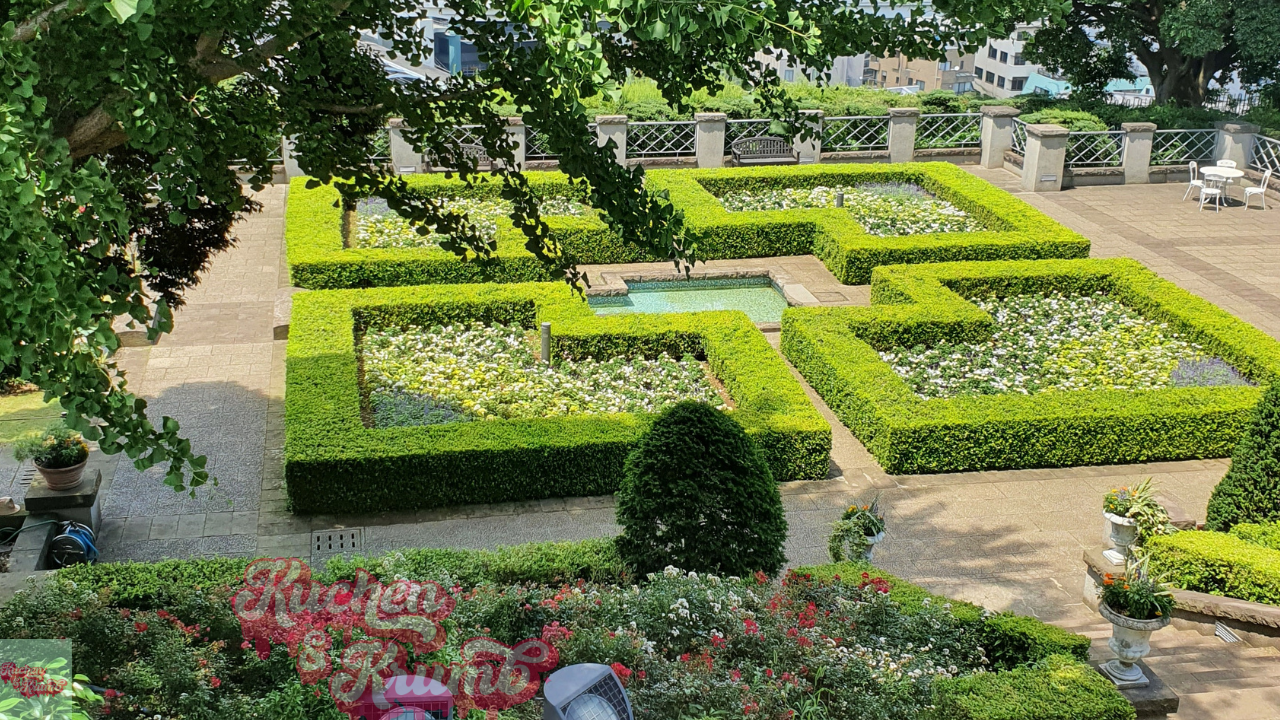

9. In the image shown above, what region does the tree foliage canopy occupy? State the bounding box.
[1025,0,1280,106]
[1,0,1062,491]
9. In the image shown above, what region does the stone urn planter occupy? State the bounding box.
[1102,512,1138,565]
[862,531,886,561]
[1098,601,1171,688]
[35,459,87,491]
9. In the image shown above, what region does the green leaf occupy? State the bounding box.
[168,210,186,224]
[106,0,140,23]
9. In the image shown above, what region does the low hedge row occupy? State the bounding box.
[1232,521,1280,551]
[286,281,831,514]
[781,258,1280,473]
[285,164,1090,289]
[929,654,1136,720]
[1146,530,1280,606]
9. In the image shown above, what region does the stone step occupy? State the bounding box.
[1091,645,1280,669]
[1170,686,1280,720]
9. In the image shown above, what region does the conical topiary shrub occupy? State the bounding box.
[1206,383,1280,531]
[615,400,788,577]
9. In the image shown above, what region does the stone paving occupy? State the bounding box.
[4,171,1280,712]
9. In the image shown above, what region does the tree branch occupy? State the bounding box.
[306,102,387,114]
[13,0,87,43]
[64,104,120,157]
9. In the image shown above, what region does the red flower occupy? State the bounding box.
[210,677,222,689]
[765,668,774,678]
[730,669,742,681]
[610,663,632,686]
[133,622,148,633]
[753,571,769,585]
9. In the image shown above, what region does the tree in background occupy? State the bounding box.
[616,401,787,576]
[1,0,1062,492]
[1206,383,1280,531]
[1025,0,1280,107]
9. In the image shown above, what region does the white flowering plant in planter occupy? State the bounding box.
[719,183,982,237]
[351,196,585,249]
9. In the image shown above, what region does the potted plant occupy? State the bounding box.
[13,423,90,491]
[1097,556,1174,688]
[828,497,886,562]
[1102,478,1174,564]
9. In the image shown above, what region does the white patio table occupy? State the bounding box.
[1201,166,1246,201]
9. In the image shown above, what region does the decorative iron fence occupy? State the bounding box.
[1011,119,1027,156]
[369,127,391,163]
[627,121,697,158]
[725,119,777,146]
[822,116,889,151]
[1066,130,1125,168]
[915,113,982,149]
[1249,134,1280,174]
[1150,129,1217,165]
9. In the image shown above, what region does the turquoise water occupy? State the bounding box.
[588,277,789,323]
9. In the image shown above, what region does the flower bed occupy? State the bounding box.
[8,545,1119,720]
[351,196,584,249]
[782,258,1280,473]
[363,323,722,426]
[285,164,1090,289]
[287,282,831,513]
[719,182,983,237]
[880,292,1250,398]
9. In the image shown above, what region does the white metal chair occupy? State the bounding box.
[1216,160,1238,168]
[1183,161,1206,201]
[1199,183,1224,212]
[1245,168,1273,210]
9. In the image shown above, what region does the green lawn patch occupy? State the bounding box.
[782,258,1280,474]
[285,163,1090,289]
[286,282,831,514]
[0,391,61,445]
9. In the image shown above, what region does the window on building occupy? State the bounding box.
[985,70,995,83]
[784,69,794,82]
[997,76,1006,89]
[939,60,952,71]
[1016,30,1031,41]
[958,60,964,70]
[917,80,926,90]
[1010,77,1026,92]
[999,51,1008,63]
[954,82,973,93]
[881,71,888,82]
[1013,53,1025,66]
[988,46,998,59]
[974,65,982,78]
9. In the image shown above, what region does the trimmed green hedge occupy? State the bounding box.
[782,258,1280,473]
[286,282,831,513]
[930,654,1136,720]
[286,164,1089,289]
[1232,522,1280,551]
[1146,530,1280,606]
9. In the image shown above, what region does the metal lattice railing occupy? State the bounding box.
[915,113,982,149]
[627,120,697,158]
[1066,130,1126,168]
[1151,129,1217,165]
[525,127,556,160]
[446,125,485,147]
[822,116,889,151]
[726,119,776,146]
[1011,119,1027,156]
[1250,134,1280,173]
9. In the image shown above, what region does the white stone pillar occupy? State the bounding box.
[793,110,823,164]
[502,117,526,170]
[282,135,303,178]
[887,107,920,163]
[388,119,419,174]
[595,115,628,165]
[1214,120,1259,168]
[1121,122,1156,185]
[979,106,1020,169]
[695,112,727,168]
[1021,123,1069,192]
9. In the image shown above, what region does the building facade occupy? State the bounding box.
[862,48,976,93]
[971,27,1048,98]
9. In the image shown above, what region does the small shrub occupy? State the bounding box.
[1206,382,1280,531]
[979,613,1091,670]
[12,422,89,469]
[615,400,788,576]
[1019,109,1109,132]
[1146,530,1280,606]
[930,654,1136,720]
[1231,521,1280,551]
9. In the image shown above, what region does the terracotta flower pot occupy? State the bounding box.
[36,459,87,491]
[1098,601,1171,687]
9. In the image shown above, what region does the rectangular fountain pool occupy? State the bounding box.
[588,277,789,324]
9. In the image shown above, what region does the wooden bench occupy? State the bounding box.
[731,136,798,166]
[423,143,492,172]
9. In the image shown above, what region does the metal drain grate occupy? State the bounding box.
[15,464,35,487]
[1215,621,1241,643]
[312,528,363,556]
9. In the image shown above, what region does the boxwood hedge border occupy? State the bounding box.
[286,282,831,514]
[285,163,1090,289]
[781,258,1280,474]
